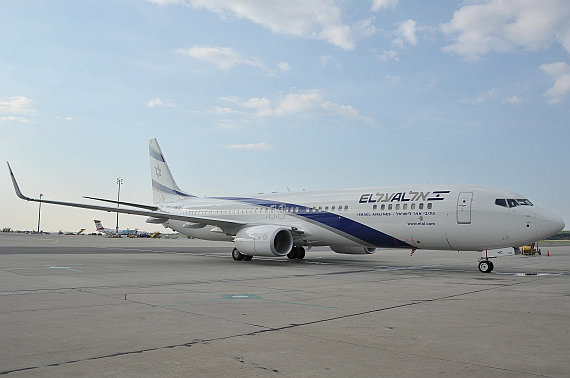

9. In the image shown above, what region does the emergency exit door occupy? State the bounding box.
[457,192,473,224]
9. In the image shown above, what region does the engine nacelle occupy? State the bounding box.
[330,245,377,255]
[235,225,293,257]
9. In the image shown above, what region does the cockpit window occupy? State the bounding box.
[516,199,533,206]
[507,199,519,207]
[495,199,507,207]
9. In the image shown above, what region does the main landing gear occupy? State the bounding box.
[232,248,253,261]
[478,259,494,273]
[231,246,306,261]
[287,246,305,260]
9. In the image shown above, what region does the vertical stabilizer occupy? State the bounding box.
[94,220,104,232]
[149,139,194,204]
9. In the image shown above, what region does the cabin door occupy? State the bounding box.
[457,192,473,224]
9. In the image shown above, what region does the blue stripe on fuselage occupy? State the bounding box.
[213,196,411,248]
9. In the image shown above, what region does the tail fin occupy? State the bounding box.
[149,138,194,204]
[94,220,104,231]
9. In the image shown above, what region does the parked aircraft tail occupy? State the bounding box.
[94,220,105,232]
[149,138,194,204]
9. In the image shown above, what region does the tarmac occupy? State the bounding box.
[0,233,569,377]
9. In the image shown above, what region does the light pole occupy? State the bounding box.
[37,193,43,233]
[116,178,123,235]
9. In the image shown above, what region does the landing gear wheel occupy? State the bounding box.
[243,255,253,261]
[478,260,493,273]
[288,247,306,260]
[232,248,244,261]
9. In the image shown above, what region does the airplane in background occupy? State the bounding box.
[7,138,564,273]
[94,220,137,236]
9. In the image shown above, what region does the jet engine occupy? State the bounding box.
[235,225,293,257]
[330,245,377,255]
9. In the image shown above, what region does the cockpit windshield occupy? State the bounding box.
[507,199,518,207]
[495,198,534,208]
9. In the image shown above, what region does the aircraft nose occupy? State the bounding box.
[535,208,565,240]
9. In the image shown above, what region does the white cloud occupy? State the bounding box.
[148,98,163,107]
[238,89,374,124]
[377,49,399,62]
[393,19,417,47]
[175,45,266,70]
[228,142,271,150]
[371,0,399,12]
[277,62,291,71]
[0,96,35,123]
[442,0,570,59]
[243,97,273,116]
[56,116,73,121]
[0,96,35,114]
[0,116,30,123]
[461,88,498,105]
[385,75,401,84]
[148,0,184,4]
[320,55,332,66]
[151,0,355,50]
[215,106,240,114]
[502,95,523,104]
[541,61,570,104]
[355,18,376,37]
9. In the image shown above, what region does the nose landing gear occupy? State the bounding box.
[478,259,494,273]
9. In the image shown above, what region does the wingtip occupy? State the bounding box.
[7,162,31,201]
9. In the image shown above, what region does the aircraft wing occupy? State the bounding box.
[7,162,247,234]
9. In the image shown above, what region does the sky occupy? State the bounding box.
[1,0,569,233]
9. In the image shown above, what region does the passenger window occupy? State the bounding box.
[411,203,415,210]
[395,204,400,210]
[373,205,377,210]
[419,203,424,210]
[427,203,432,210]
[337,206,342,212]
[344,205,348,210]
[381,204,385,210]
[495,199,507,207]
[332,206,335,210]
[388,204,392,210]
[507,199,518,207]
[403,204,407,210]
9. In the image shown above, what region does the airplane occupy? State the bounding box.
[94,220,138,236]
[7,138,564,273]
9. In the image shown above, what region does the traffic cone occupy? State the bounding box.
[547,250,550,256]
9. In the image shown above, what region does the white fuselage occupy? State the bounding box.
[158,184,564,251]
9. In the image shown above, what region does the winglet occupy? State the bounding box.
[6,162,33,201]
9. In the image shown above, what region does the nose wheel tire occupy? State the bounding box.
[478,260,494,273]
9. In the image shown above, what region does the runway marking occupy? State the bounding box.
[45,265,82,272]
[0,289,65,296]
[220,294,260,299]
